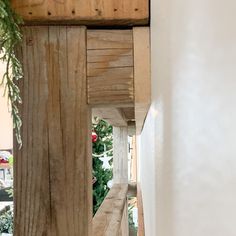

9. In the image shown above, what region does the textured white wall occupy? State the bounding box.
[0,61,13,149]
[138,0,236,235]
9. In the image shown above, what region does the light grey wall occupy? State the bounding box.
[138,0,236,235]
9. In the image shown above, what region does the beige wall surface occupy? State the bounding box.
[0,61,13,150]
[138,0,236,235]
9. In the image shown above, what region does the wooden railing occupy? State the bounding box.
[93,184,128,236]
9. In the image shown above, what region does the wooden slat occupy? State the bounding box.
[133,27,151,134]
[93,184,128,236]
[87,30,133,49]
[14,26,51,236]
[14,26,92,236]
[87,30,134,107]
[11,0,149,26]
[88,54,133,70]
[87,49,132,57]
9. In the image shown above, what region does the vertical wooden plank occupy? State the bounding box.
[14,26,92,236]
[113,127,129,235]
[113,127,128,184]
[133,27,151,134]
[66,26,92,236]
[14,26,51,236]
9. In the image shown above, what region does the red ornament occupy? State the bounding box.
[0,159,8,164]
[92,131,98,143]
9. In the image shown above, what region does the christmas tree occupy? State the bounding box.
[92,119,113,214]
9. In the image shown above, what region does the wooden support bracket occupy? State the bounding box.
[87,28,150,132]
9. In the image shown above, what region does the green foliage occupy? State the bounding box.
[6,187,13,198]
[0,209,13,234]
[93,119,113,214]
[0,0,23,147]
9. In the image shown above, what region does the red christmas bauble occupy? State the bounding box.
[0,158,8,164]
[92,132,98,143]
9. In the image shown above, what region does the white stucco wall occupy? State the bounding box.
[0,61,13,150]
[138,0,236,235]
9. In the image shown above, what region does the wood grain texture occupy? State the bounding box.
[87,30,134,107]
[14,26,92,236]
[133,27,151,134]
[113,127,128,184]
[113,127,129,235]
[93,184,128,236]
[119,201,129,236]
[10,0,149,25]
[87,31,133,50]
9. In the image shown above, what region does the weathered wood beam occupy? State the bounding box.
[133,27,151,134]
[93,184,128,236]
[113,127,129,236]
[87,30,134,108]
[87,30,135,128]
[14,26,92,236]
[88,28,151,133]
[10,0,149,26]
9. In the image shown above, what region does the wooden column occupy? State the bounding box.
[14,26,92,236]
[113,127,128,235]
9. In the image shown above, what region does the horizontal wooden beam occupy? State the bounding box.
[87,30,134,107]
[88,28,151,131]
[10,0,149,26]
[93,184,128,236]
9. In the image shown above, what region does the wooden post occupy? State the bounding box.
[113,127,128,184]
[113,127,128,235]
[14,26,92,236]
